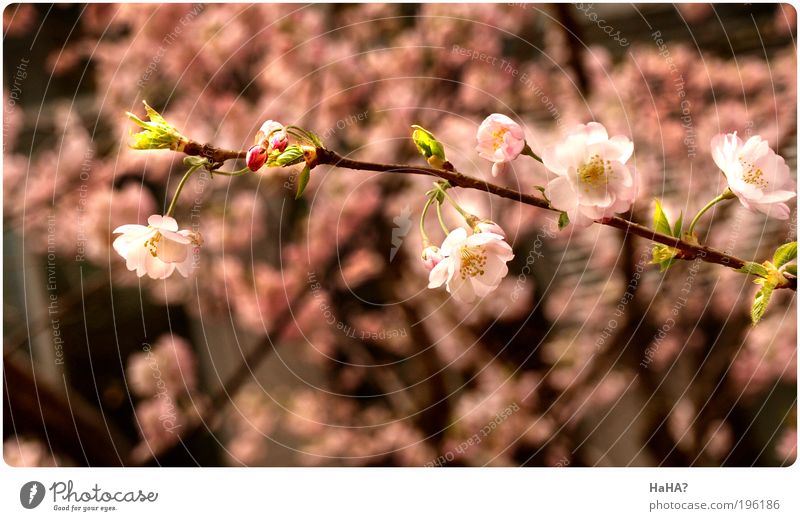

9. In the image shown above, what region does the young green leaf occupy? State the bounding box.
[673,211,683,237]
[772,241,797,268]
[751,282,775,325]
[295,164,311,200]
[653,199,673,237]
[270,145,305,167]
[651,244,678,272]
[557,212,570,230]
[735,261,770,279]
[125,100,187,150]
[784,264,797,276]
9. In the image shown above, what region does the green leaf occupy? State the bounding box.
[652,199,673,237]
[751,282,775,325]
[735,261,770,279]
[270,145,305,167]
[557,212,570,230]
[784,264,797,276]
[651,244,678,272]
[673,211,683,237]
[295,164,311,200]
[772,241,797,268]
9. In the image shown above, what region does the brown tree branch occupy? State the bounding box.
[178,144,796,291]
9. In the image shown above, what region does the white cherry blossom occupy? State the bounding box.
[476,113,526,177]
[710,132,796,219]
[542,122,636,228]
[428,227,514,303]
[113,215,201,279]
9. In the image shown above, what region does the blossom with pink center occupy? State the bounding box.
[476,113,526,177]
[428,227,514,303]
[542,122,636,228]
[112,215,202,279]
[710,132,796,219]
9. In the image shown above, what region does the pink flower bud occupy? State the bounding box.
[476,114,526,171]
[421,245,444,271]
[474,220,506,237]
[270,132,289,152]
[255,120,289,152]
[246,145,267,171]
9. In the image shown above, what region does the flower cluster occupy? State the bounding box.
[115,102,796,323]
[246,120,289,171]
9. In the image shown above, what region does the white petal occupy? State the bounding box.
[124,242,150,277]
[160,229,192,244]
[583,122,609,144]
[144,252,175,279]
[156,235,189,263]
[428,259,451,288]
[175,247,197,277]
[113,224,149,236]
[491,161,508,177]
[465,232,505,247]
[447,274,476,303]
[440,227,468,254]
[545,176,579,214]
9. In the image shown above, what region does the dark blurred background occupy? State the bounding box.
[3,3,796,466]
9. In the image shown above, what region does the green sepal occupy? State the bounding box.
[411,125,446,165]
[557,212,570,230]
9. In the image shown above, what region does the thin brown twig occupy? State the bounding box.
[177,144,796,291]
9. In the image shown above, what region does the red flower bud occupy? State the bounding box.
[246,145,267,171]
[270,132,289,152]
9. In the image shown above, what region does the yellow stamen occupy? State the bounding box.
[739,156,768,189]
[459,246,488,279]
[491,128,508,151]
[577,154,612,191]
[143,231,162,257]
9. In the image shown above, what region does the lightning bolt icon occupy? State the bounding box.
[28,483,37,505]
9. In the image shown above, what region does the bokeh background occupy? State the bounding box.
[3,3,796,467]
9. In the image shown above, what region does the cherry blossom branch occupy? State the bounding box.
[313,149,796,291]
[173,143,795,291]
